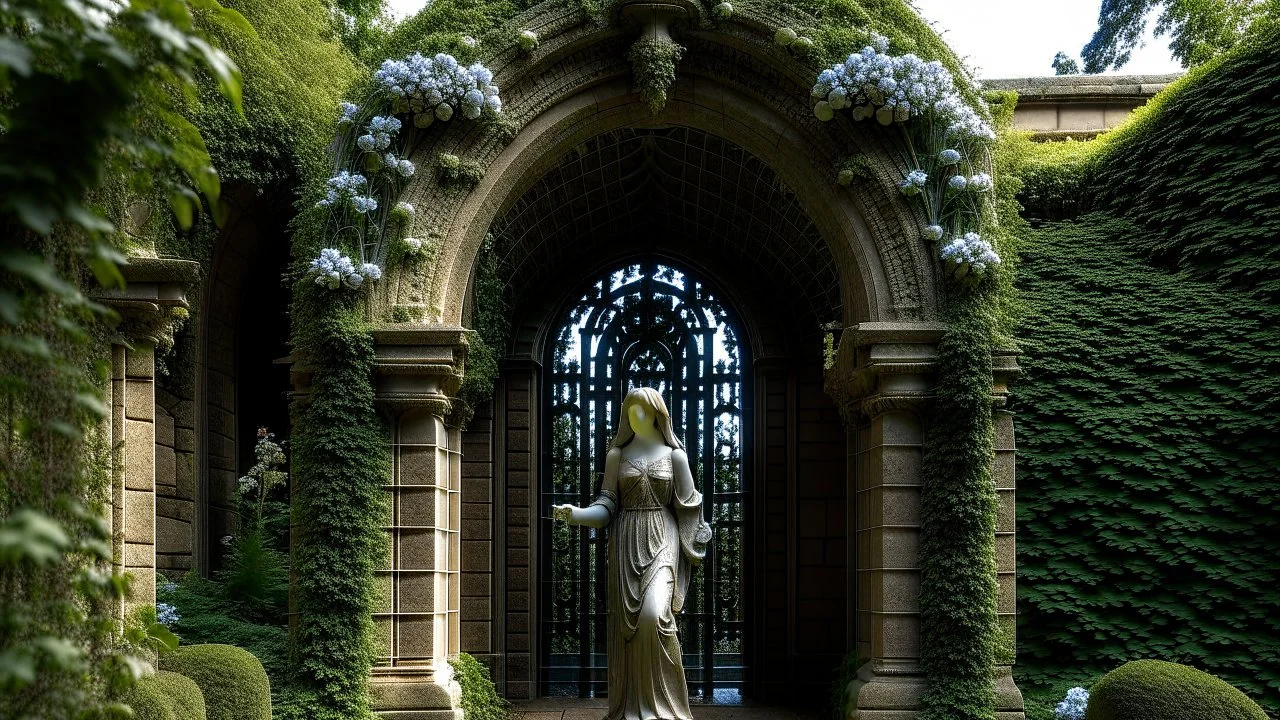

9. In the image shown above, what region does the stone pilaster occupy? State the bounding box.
[825,322,1023,719]
[95,258,199,618]
[368,326,471,720]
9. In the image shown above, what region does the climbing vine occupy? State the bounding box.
[628,38,685,114]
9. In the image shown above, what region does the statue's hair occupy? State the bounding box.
[610,387,684,450]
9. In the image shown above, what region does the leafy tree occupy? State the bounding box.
[1051,51,1081,74]
[1,1,243,717]
[1081,0,1270,72]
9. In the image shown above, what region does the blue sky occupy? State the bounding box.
[384,0,1184,78]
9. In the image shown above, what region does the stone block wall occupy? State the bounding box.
[155,387,197,572]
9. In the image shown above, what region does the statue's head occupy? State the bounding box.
[612,386,683,450]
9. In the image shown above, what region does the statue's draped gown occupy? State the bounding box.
[603,449,707,720]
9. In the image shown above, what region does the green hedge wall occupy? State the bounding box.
[1012,22,1280,714]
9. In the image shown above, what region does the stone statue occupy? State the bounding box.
[552,387,713,720]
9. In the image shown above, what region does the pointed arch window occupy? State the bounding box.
[541,258,747,702]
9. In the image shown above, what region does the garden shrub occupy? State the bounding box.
[450,652,508,720]
[160,644,271,720]
[123,670,208,720]
[1085,660,1267,720]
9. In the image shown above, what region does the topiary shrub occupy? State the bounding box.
[122,670,208,720]
[450,652,508,720]
[1086,660,1267,720]
[160,644,271,720]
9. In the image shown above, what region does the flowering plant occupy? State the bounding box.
[237,428,287,527]
[1054,687,1088,720]
[812,39,1001,285]
[311,52,502,291]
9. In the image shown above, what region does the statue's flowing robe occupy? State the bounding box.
[596,450,708,720]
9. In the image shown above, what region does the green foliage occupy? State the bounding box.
[456,234,509,424]
[918,288,999,720]
[1012,27,1280,714]
[450,652,508,720]
[1080,0,1273,71]
[1020,677,1103,720]
[1085,660,1267,720]
[1051,51,1080,75]
[627,38,684,114]
[437,152,487,188]
[188,0,359,192]
[373,0,528,68]
[126,605,182,657]
[1,2,245,718]
[287,272,390,720]
[161,644,273,720]
[159,574,290,689]
[123,670,209,720]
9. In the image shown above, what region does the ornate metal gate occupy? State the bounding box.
[541,259,747,701]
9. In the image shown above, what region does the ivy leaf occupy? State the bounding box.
[0,509,71,568]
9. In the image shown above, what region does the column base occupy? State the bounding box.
[846,662,1025,720]
[370,669,462,720]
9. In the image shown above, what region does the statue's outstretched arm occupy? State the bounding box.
[552,447,619,529]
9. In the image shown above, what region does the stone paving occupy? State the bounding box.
[511,698,827,720]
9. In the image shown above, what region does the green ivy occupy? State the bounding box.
[1012,21,1280,714]
[449,652,509,720]
[286,277,390,720]
[627,38,685,114]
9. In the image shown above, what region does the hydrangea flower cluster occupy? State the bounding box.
[338,101,359,125]
[899,170,927,196]
[156,602,180,627]
[358,115,401,152]
[1054,687,1088,720]
[383,152,416,178]
[940,232,1000,274]
[309,248,383,290]
[375,53,502,122]
[967,172,993,192]
[316,171,379,214]
[811,45,994,141]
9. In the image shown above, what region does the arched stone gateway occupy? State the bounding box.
[361,2,1022,718]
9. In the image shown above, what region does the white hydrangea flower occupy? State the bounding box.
[362,263,383,281]
[899,169,927,196]
[967,172,994,192]
[939,148,961,164]
[403,237,423,254]
[397,159,416,177]
[948,174,968,191]
[940,231,1001,273]
[1054,687,1088,720]
[924,224,944,241]
[316,171,369,208]
[338,101,359,125]
[374,53,502,122]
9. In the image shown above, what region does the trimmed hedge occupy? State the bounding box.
[160,644,271,720]
[123,670,208,720]
[1085,660,1267,720]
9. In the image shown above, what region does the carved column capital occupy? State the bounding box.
[825,322,947,424]
[370,325,471,417]
[93,258,199,345]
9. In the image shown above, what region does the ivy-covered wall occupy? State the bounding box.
[1011,20,1280,715]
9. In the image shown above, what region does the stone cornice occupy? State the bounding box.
[92,257,198,345]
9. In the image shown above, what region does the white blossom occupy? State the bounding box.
[374,53,502,122]
[924,224,944,241]
[899,169,927,196]
[940,231,1001,273]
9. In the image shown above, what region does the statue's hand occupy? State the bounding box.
[551,504,577,524]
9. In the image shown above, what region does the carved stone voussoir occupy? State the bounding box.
[370,325,471,414]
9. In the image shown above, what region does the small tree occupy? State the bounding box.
[1081,0,1270,72]
[1052,51,1082,75]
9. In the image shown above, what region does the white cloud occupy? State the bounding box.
[383,0,1184,78]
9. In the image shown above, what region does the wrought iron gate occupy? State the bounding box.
[541,259,747,702]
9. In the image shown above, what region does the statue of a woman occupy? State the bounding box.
[553,387,712,720]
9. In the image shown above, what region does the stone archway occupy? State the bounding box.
[361,2,1021,717]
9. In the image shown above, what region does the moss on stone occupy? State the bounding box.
[160,644,271,720]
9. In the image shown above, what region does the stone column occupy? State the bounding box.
[95,258,198,618]
[367,326,470,720]
[825,322,1023,720]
